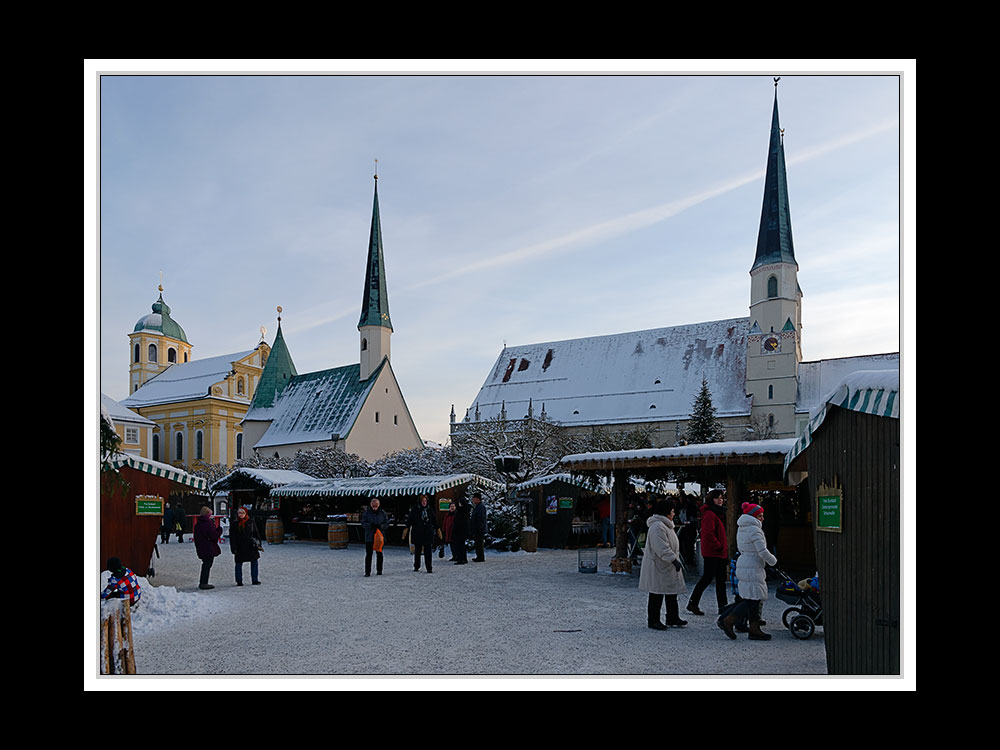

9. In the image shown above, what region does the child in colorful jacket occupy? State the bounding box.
[101,557,141,605]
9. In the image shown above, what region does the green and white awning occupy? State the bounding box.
[271,474,503,499]
[515,473,596,492]
[103,452,208,491]
[784,369,900,475]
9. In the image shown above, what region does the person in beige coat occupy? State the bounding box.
[638,498,688,630]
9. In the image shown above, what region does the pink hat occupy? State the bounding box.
[741,502,764,518]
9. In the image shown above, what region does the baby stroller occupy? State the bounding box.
[774,568,823,640]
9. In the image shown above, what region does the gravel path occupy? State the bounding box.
[127,538,827,679]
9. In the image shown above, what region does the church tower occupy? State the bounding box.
[358,170,393,381]
[746,80,803,438]
[128,284,192,393]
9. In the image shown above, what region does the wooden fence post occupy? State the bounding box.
[100,599,137,675]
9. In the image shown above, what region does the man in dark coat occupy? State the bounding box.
[406,494,438,573]
[452,500,471,565]
[193,507,222,590]
[361,498,389,577]
[470,492,487,562]
[161,504,175,544]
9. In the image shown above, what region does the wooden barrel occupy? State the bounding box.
[328,520,348,549]
[265,517,284,545]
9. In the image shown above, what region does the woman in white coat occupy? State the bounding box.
[638,498,688,630]
[719,502,777,641]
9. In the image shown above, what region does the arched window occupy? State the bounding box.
[183,352,189,363]
[236,433,243,460]
[152,434,159,461]
[168,348,177,363]
[148,343,158,363]
[134,344,140,363]
[768,385,773,400]
[361,338,368,351]
[195,430,204,460]
[768,414,775,428]
[175,432,184,462]
[767,275,778,299]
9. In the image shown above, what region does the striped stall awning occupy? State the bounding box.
[270,474,503,499]
[784,369,900,476]
[104,452,209,491]
[515,473,596,492]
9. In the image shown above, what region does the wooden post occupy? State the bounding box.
[100,599,137,675]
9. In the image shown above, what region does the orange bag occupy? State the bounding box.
[373,529,384,552]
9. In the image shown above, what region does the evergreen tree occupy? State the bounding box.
[685,377,726,443]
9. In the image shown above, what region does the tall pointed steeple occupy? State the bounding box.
[751,79,797,272]
[250,307,298,411]
[358,168,393,381]
[358,172,393,332]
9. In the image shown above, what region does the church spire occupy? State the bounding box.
[751,78,797,272]
[358,169,393,332]
[250,307,298,411]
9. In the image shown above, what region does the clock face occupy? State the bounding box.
[762,336,780,354]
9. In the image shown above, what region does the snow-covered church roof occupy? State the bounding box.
[121,350,254,408]
[101,393,156,426]
[463,317,752,428]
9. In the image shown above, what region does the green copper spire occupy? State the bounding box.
[752,79,797,272]
[358,174,393,331]
[250,309,298,410]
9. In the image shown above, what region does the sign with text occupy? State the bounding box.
[136,495,165,516]
[816,489,842,533]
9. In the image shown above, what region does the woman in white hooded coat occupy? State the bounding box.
[719,502,777,640]
[638,498,688,630]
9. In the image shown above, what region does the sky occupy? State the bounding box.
[90,61,912,448]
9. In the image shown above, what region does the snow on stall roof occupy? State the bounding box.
[561,438,797,466]
[210,468,317,493]
[465,318,752,427]
[796,352,899,416]
[121,350,254,407]
[271,474,503,498]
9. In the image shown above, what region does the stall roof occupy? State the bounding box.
[784,369,900,476]
[515,473,598,492]
[270,474,503,498]
[103,452,208,491]
[561,439,796,471]
[210,468,317,493]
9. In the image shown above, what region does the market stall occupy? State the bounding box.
[514,473,607,549]
[269,474,502,545]
[100,452,208,576]
[209,467,316,539]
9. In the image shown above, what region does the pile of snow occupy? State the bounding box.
[101,571,229,636]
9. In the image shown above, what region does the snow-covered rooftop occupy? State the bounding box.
[271,474,503,498]
[121,350,254,408]
[101,393,156,426]
[561,439,797,468]
[463,318,752,428]
[796,352,899,416]
[210,468,317,493]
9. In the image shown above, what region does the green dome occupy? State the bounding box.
[133,293,189,343]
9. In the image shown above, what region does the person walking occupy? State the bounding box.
[687,489,729,616]
[361,497,389,577]
[452,499,470,565]
[160,503,174,544]
[470,492,487,562]
[174,502,187,543]
[406,494,438,573]
[638,498,688,630]
[193,506,222,590]
[440,501,456,559]
[230,506,262,586]
[718,502,777,641]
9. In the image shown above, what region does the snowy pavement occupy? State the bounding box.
[112,538,828,680]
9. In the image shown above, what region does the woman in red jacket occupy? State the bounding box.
[686,489,729,616]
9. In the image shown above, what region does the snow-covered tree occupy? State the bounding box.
[371,445,459,476]
[685,377,726,444]
[450,414,576,485]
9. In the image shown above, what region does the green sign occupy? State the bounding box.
[438,499,450,511]
[816,490,842,532]
[558,498,574,510]
[136,496,164,516]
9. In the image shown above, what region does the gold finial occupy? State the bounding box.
[374,158,378,180]
[276,305,282,323]
[158,269,164,293]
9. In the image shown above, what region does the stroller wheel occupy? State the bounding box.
[789,614,815,640]
[782,607,801,628]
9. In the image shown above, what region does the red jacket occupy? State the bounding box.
[699,504,728,559]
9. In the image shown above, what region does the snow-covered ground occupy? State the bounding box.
[95,537,830,685]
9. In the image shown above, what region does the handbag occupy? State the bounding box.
[373,528,385,552]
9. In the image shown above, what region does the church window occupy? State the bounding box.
[361,338,368,351]
[768,385,773,400]
[175,432,184,461]
[148,344,158,363]
[134,344,140,363]
[184,352,189,363]
[168,348,177,363]
[236,433,243,460]
[767,275,778,299]
[768,414,775,428]
[394,415,398,425]
[152,434,159,461]
[375,411,380,423]
[195,430,204,460]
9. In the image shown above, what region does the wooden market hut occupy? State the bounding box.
[100,453,209,576]
[559,439,813,570]
[269,474,503,545]
[209,467,316,536]
[514,473,608,549]
[783,370,900,675]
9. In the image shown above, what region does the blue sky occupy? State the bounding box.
[91,63,910,446]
